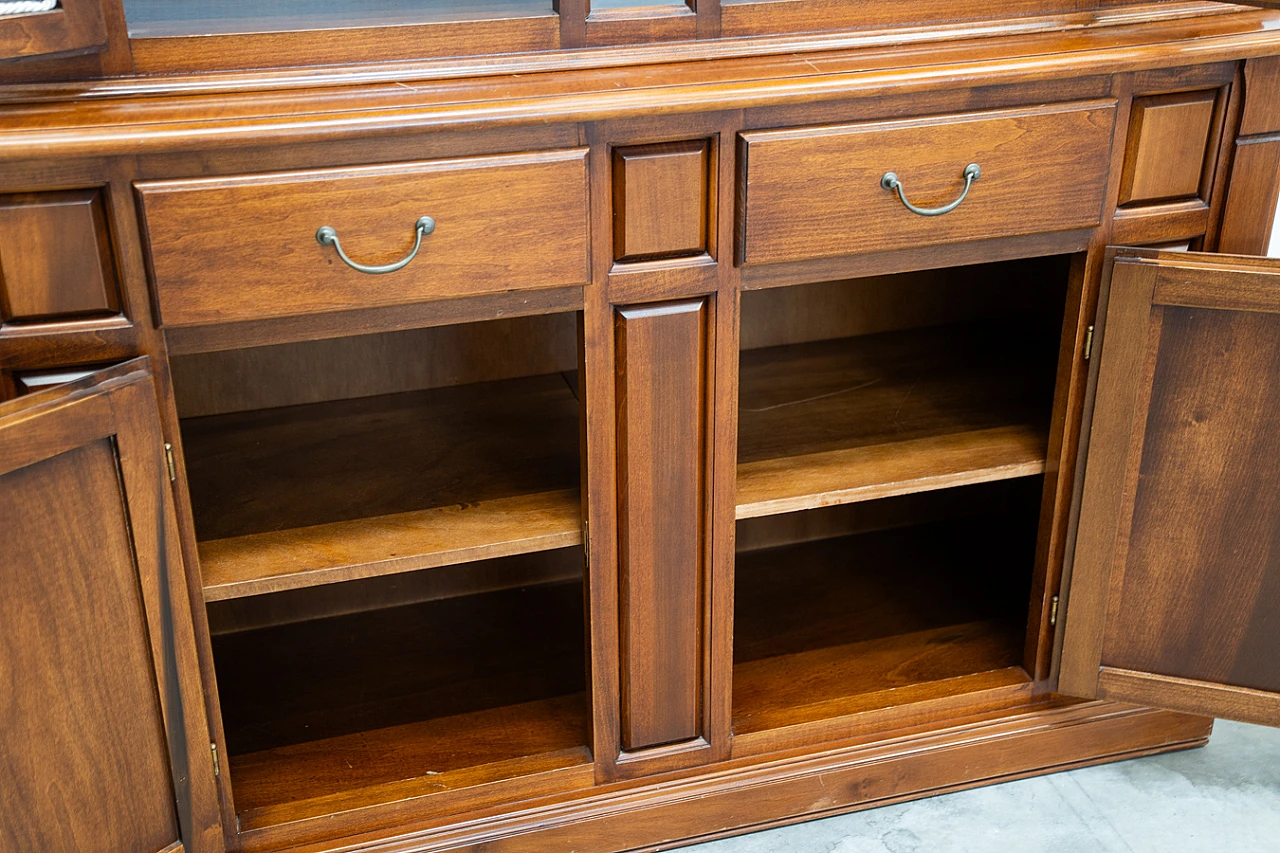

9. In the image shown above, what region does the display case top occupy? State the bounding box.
[2,0,1279,81]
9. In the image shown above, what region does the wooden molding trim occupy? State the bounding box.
[0,2,1241,96]
[253,702,1210,853]
[1099,668,1280,727]
[0,13,1279,160]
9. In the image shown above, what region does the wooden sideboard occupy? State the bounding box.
[4,3,1280,852]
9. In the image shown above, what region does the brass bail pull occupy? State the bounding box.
[880,163,981,217]
[316,215,436,275]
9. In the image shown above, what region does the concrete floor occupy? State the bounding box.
[685,721,1280,853]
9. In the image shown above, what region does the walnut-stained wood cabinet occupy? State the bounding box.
[3,2,1280,852]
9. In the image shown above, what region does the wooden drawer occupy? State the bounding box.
[738,102,1117,267]
[137,149,590,327]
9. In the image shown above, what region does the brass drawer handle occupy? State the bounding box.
[316,216,436,275]
[880,163,981,217]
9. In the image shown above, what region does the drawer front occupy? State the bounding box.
[739,102,1117,267]
[138,149,590,327]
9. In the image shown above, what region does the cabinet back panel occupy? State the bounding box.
[731,499,1039,735]
[736,478,1043,554]
[207,547,583,635]
[741,256,1071,352]
[172,312,578,418]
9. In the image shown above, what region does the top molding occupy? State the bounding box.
[0,5,1277,161]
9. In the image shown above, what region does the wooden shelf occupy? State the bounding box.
[214,579,589,827]
[233,698,592,831]
[181,373,582,600]
[737,322,1057,519]
[733,513,1035,735]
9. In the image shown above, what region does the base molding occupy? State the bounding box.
[277,701,1210,853]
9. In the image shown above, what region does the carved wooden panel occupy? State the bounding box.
[614,299,707,750]
[612,140,709,262]
[0,189,119,324]
[1119,91,1219,207]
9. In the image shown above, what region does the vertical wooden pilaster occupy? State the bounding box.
[614,299,707,750]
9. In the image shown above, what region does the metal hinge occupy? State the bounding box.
[1049,595,1060,627]
[210,743,220,778]
[582,519,590,570]
[1083,325,1095,361]
[164,443,177,482]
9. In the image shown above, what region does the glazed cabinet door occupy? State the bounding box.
[0,0,108,61]
[1058,249,1280,727]
[0,360,222,852]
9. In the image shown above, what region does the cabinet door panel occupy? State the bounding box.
[0,360,221,852]
[1059,250,1280,726]
[614,300,708,751]
[0,0,107,61]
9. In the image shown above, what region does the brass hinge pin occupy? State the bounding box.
[210,743,220,778]
[164,443,177,483]
[1049,595,1060,627]
[1084,325,1095,362]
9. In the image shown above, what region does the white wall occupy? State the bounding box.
[1271,195,1280,257]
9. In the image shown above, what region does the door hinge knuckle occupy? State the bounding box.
[1049,595,1060,627]
[210,743,220,778]
[1084,325,1095,361]
[164,442,177,483]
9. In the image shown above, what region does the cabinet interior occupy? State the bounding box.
[172,312,591,826]
[169,255,1074,820]
[733,256,1071,735]
[210,561,590,828]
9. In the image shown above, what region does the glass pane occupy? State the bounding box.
[125,0,555,37]
[590,0,687,9]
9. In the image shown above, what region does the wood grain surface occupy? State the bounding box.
[614,300,707,750]
[215,579,589,825]
[612,140,709,261]
[734,504,1037,734]
[737,321,1058,517]
[1119,90,1218,206]
[183,372,582,596]
[0,189,118,323]
[0,0,106,61]
[1061,251,1280,726]
[138,149,589,327]
[739,101,1115,265]
[0,362,223,853]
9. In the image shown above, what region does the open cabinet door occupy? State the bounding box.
[0,359,223,852]
[0,0,108,61]
[1059,248,1280,728]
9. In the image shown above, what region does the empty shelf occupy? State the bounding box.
[737,322,1056,519]
[182,373,582,599]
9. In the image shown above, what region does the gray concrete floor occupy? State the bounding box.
[685,721,1280,852]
